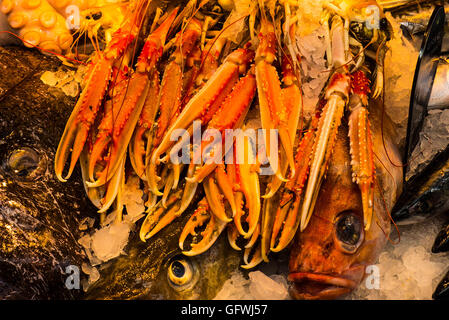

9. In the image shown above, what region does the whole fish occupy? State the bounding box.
[0,46,97,299]
[85,198,242,300]
[288,99,403,300]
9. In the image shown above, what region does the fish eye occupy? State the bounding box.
[7,148,45,181]
[334,212,364,254]
[167,256,198,291]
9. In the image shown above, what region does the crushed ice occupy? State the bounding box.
[384,12,420,148]
[77,173,146,290]
[349,214,448,300]
[214,271,290,300]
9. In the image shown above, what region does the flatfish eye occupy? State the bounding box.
[334,212,364,254]
[7,148,45,180]
[167,256,198,291]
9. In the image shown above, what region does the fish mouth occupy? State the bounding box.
[288,272,359,300]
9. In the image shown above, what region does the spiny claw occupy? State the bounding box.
[86,73,151,188]
[54,7,162,183]
[272,126,316,251]
[139,189,183,242]
[87,76,128,182]
[129,71,161,180]
[271,196,301,252]
[245,222,260,249]
[349,70,375,230]
[173,162,199,216]
[214,165,237,217]
[179,198,228,256]
[299,35,351,230]
[55,57,113,182]
[146,18,202,195]
[203,175,232,223]
[184,72,257,184]
[84,10,177,189]
[260,190,278,262]
[300,93,346,232]
[256,22,297,180]
[179,199,210,250]
[227,223,242,251]
[241,243,263,270]
[149,47,254,188]
[231,135,261,239]
[263,52,303,199]
[135,8,179,73]
[348,105,375,230]
[162,170,175,208]
[97,155,126,214]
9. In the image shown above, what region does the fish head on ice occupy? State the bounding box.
[0,46,96,299]
[289,101,403,300]
[85,207,241,300]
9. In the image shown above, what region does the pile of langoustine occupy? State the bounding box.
[3,0,394,268]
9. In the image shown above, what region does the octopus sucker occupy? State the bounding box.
[1,0,74,53]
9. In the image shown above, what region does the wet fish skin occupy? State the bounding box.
[288,99,403,300]
[433,269,449,300]
[0,46,96,299]
[394,172,449,225]
[433,221,449,255]
[85,205,242,300]
[432,221,449,253]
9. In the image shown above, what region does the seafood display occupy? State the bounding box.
[50,0,395,270]
[0,0,448,301]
